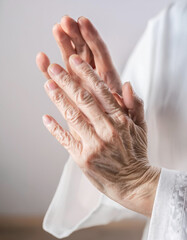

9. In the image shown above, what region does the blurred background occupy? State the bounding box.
[0,0,173,239]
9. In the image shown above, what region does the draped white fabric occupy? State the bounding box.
[148,168,187,239]
[43,0,187,238]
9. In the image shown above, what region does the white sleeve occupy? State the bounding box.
[121,19,156,112]
[43,156,138,239]
[148,168,187,240]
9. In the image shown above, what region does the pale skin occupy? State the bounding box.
[36,16,161,217]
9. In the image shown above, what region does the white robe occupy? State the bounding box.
[43,0,187,239]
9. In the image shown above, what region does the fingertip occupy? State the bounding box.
[61,15,78,35]
[61,14,69,21]
[52,22,58,31]
[36,51,45,64]
[48,63,65,78]
[52,22,61,34]
[122,82,134,109]
[77,16,88,25]
[36,52,50,72]
[61,15,70,25]
[52,23,70,44]
[42,114,52,125]
[77,17,94,33]
[78,17,97,41]
[122,82,133,95]
[69,54,83,66]
[36,51,43,60]
[61,15,76,30]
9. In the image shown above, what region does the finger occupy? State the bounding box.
[69,54,127,125]
[52,23,75,74]
[61,16,93,64]
[44,79,96,143]
[42,114,81,157]
[122,82,146,129]
[78,17,122,94]
[112,92,126,109]
[47,64,113,140]
[36,52,51,79]
[36,51,80,139]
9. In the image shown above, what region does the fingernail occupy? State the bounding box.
[70,54,83,65]
[42,115,51,125]
[61,15,69,22]
[77,16,86,24]
[77,16,84,22]
[52,23,59,32]
[48,64,62,75]
[46,80,58,90]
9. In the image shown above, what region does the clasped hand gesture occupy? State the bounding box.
[36,16,160,217]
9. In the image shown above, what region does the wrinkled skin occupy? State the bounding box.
[36,17,161,217]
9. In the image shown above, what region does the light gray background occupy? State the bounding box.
[0,0,173,216]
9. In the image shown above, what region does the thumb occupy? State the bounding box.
[122,82,146,129]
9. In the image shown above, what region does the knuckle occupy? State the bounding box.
[80,64,97,84]
[81,63,93,76]
[76,142,83,154]
[48,120,79,151]
[80,64,107,93]
[51,90,65,104]
[60,73,71,88]
[50,122,60,136]
[94,79,109,95]
[58,131,71,147]
[75,88,93,105]
[51,125,72,149]
[64,106,81,124]
[94,80,107,91]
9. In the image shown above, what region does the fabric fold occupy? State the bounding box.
[43,156,138,238]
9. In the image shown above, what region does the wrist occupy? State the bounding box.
[137,166,161,217]
[142,167,161,217]
[120,166,161,217]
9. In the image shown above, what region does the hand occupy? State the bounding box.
[36,16,130,140]
[36,16,122,95]
[40,54,160,217]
